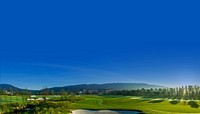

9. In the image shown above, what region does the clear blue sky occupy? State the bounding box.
[1,1,200,89]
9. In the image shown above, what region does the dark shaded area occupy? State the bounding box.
[3,109,30,114]
[169,100,180,105]
[140,99,149,102]
[2,104,36,114]
[188,101,199,108]
[148,100,164,103]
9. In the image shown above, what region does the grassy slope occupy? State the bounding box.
[0,95,24,103]
[72,95,200,114]
[2,95,200,113]
[0,95,60,104]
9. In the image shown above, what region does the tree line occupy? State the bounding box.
[107,85,200,100]
[2,85,200,100]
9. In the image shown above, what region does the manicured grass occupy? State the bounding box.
[2,95,200,113]
[0,95,24,103]
[0,95,62,105]
[73,95,200,114]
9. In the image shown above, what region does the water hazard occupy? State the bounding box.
[71,109,143,114]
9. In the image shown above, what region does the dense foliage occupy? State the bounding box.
[108,85,200,99]
[0,93,83,114]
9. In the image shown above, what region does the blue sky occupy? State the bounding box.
[1,1,200,89]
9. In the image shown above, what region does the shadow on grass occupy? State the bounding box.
[148,100,164,103]
[169,100,180,105]
[188,101,199,108]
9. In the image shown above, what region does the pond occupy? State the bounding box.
[71,109,143,114]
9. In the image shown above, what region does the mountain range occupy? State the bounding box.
[0,83,165,93]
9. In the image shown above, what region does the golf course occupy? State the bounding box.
[73,95,200,114]
[2,93,200,113]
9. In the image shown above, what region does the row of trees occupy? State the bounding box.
[3,85,200,100]
[107,85,200,100]
[0,87,72,96]
[0,87,80,104]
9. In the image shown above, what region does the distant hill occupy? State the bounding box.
[47,83,165,92]
[0,84,22,91]
[0,84,38,94]
[0,83,165,93]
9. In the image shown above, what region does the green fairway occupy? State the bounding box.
[0,95,61,104]
[2,95,200,113]
[73,95,200,114]
[0,95,24,103]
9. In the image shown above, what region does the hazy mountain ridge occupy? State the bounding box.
[0,83,165,92]
[0,84,21,90]
[0,84,39,93]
